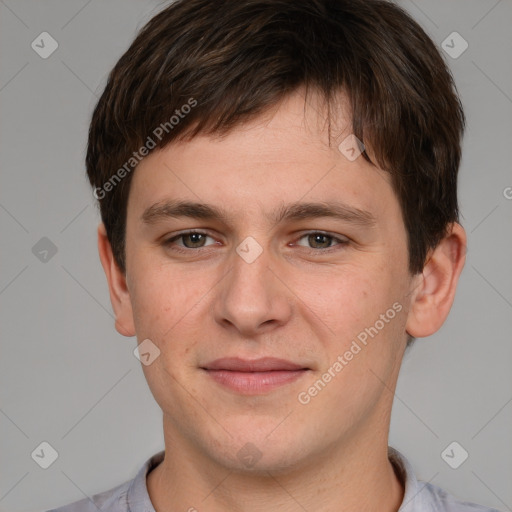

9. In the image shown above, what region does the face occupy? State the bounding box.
[119,90,417,472]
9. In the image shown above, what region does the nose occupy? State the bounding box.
[212,239,293,337]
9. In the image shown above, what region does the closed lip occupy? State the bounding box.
[202,357,308,372]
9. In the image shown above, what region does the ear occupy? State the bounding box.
[405,222,467,338]
[97,223,136,337]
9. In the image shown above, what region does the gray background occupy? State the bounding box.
[0,0,511,511]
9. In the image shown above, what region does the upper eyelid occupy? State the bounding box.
[291,232,349,249]
[166,229,216,241]
[165,230,215,242]
[295,231,348,241]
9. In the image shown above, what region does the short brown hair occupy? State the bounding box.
[86,0,465,276]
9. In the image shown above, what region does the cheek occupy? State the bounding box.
[292,260,408,373]
[127,262,192,340]
[127,260,219,369]
[292,264,390,337]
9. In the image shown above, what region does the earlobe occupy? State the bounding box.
[97,223,136,337]
[405,223,467,338]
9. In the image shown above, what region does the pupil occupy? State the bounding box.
[186,233,204,247]
[310,234,330,248]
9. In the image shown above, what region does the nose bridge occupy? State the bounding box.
[214,236,291,334]
[234,236,272,289]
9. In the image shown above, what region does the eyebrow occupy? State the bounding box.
[141,199,377,227]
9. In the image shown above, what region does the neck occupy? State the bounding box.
[147,418,404,512]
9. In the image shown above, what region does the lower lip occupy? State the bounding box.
[204,369,308,394]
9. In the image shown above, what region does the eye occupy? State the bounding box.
[162,230,349,254]
[164,231,217,250]
[294,232,348,251]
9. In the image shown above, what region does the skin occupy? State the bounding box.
[98,89,467,512]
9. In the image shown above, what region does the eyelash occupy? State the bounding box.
[162,230,349,255]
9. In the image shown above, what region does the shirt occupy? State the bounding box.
[46,447,502,512]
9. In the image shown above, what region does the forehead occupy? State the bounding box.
[127,90,397,227]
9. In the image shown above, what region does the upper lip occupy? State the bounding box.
[202,357,308,372]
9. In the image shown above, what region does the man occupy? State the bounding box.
[48,0,500,511]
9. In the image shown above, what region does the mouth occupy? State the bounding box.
[200,357,310,395]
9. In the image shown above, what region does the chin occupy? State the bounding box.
[218,445,308,475]
[203,424,315,475]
